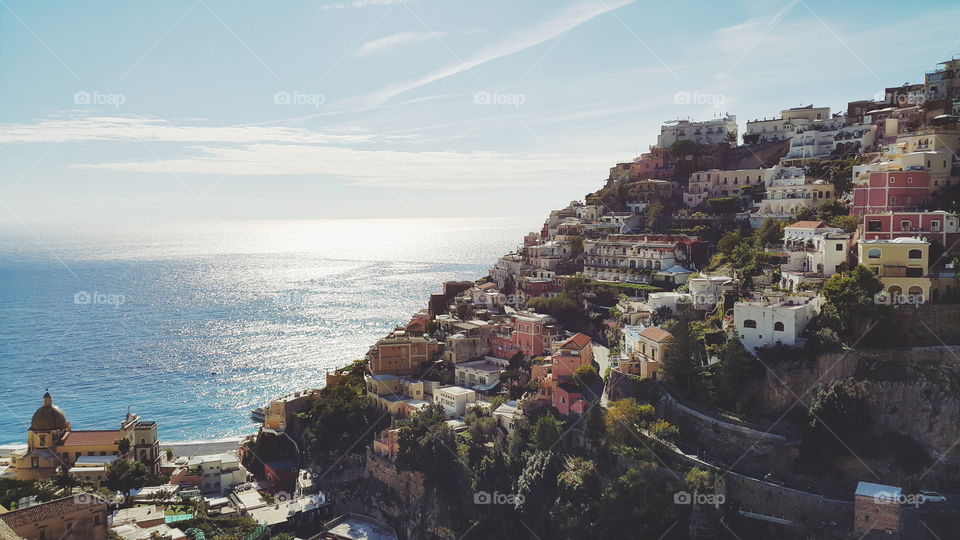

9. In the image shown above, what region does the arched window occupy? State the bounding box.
[867,248,882,259]
[774,322,785,331]
[908,249,923,259]
[743,319,757,329]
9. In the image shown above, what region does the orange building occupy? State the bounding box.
[369,331,440,376]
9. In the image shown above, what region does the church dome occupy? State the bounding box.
[30,392,67,432]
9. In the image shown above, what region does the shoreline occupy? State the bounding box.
[0,434,254,459]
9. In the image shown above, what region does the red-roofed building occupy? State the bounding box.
[0,494,109,540]
[550,333,594,381]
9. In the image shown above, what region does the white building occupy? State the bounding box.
[754,167,835,223]
[492,400,524,435]
[733,293,821,354]
[682,168,772,207]
[490,254,525,289]
[745,105,831,144]
[433,386,477,417]
[686,274,733,310]
[455,357,509,391]
[173,453,248,495]
[778,221,850,290]
[656,115,737,148]
[582,235,686,283]
[647,291,693,313]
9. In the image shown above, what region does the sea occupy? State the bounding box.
[0,218,538,444]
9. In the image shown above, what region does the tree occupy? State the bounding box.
[562,274,589,304]
[752,218,786,248]
[104,459,151,492]
[793,206,817,221]
[662,311,705,393]
[584,404,606,447]
[645,201,665,233]
[596,462,679,536]
[396,404,464,493]
[605,398,647,447]
[816,198,849,223]
[650,419,679,442]
[821,265,900,344]
[716,230,744,255]
[803,378,872,459]
[118,438,131,456]
[832,214,859,233]
[717,337,761,409]
[573,364,599,393]
[532,413,563,451]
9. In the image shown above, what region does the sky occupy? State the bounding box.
[0,0,959,224]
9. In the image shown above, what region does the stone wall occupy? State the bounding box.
[723,472,853,529]
[364,448,426,504]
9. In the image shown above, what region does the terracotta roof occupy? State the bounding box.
[0,495,106,530]
[558,333,592,350]
[639,327,672,343]
[786,220,829,229]
[61,430,121,447]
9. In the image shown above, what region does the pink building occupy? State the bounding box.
[852,171,931,215]
[608,148,674,183]
[552,383,586,417]
[513,313,562,358]
[550,333,593,381]
[863,211,960,250]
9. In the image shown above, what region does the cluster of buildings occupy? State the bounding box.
[1,392,160,483]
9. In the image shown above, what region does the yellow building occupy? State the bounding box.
[7,392,159,481]
[619,326,671,380]
[858,237,931,301]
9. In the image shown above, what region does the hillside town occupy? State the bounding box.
[1,58,960,539]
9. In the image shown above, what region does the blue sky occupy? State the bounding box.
[1,0,958,224]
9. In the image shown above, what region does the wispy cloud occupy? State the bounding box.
[72,143,622,189]
[355,30,447,57]
[355,0,636,106]
[0,115,376,145]
[0,114,622,189]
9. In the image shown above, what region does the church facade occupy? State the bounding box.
[6,392,160,481]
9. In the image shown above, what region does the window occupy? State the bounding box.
[867,220,882,232]
[901,220,911,231]
[867,248,882,259]
[743,319,757,329]
[774,322,785,331]
[932,220,941,231]
[835,243,844,251]
[908,249,923,259]
[906,267,923,278]
[908,177,913,184]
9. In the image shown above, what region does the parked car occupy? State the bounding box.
[918,491,947,503]
[763,473,785,486]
